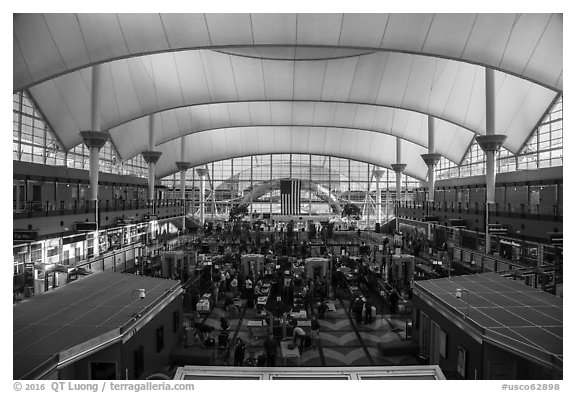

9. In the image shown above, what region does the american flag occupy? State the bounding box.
[280,179,301,215]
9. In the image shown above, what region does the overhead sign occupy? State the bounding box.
[488,224,507,235]
[76,222,97,231]
[14,230,38,242]
[548,232,562,246]
[143,214,158,221]
[115,217,134,225]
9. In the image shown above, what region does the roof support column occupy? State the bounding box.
[196,168,208,225]
[80,65,108,203]
[142,114,162,214]
[421,116,442,214]
[176,136,191,234]
[373,169,385,226]
[391,137,407,231]
[476,68,507,254]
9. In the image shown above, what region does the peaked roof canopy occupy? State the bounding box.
[14,13,563,181]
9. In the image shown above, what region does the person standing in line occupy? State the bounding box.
[310,316,320,346]
[292,324,306,354]
[364,296,373,324]
[390,289,400,314]
[353,296,364,325]
[234,338,246,366]
[245,276,253,305]
[231,275,238,298]
[263,332,278,367]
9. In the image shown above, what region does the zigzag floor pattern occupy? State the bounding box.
[179,290,419,367]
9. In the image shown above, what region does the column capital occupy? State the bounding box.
[475,134,507,152]
[175,161,191,171]
[141,150,162,164]
[80,130,109,150]
[195,168,208,177]
[391,163,407,174]
[372,169,386,181]
[421,153,442,167]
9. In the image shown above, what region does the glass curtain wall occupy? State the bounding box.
[436,96,563,181]
[159,154,422,229]
[13,91,148,178]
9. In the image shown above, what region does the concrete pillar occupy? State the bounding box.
[196,168,208,225]
[142,114,162,208]
[373,169,385,225]
[391,138,406,231]
[80,65,108,202]
[421,116,441,205]
[176,162,191,233]
[476,68,507,254]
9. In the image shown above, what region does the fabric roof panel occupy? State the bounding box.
[294,60,326,101]
[332,104,358,129]
[207,105,232,131]
[380,14,434,52]
[13,37,32,91]
[401,55,437,110]
[339,14,389,48]
[150,54,187,112]
[348,53,389,104]
[495,74,558,154]
[123,57,163,116]
[14,13,563,92]
[204,14,254,46]
[104,61,143,129]
[498,14,553,86]
[251,13,297,45]
[226,102,252,126]
[43,14,91,72]
[352,105,376,132]
[48,72,92,136]
[156,127,429,180]
[159,13,212,49]
[422,14,478,59]
[262,60,294,100]
[312,102,337,125]
[321,56,359,101]
[116,14,170,55]
[76,14,128,66]
[268,102,292,125]
[292,102,315,126]
[296,14,343,46]
[230,56,266,101]
[14,14,66,85]
[201,52,238,102]
[439,62,483,128]
[524,16,563,92]
[376,52,413,107]
[172,51,213,103]
[462,14,517,70]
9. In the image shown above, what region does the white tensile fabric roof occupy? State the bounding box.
[14,13,562,180]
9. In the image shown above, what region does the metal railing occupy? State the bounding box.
[396,201,562,220]
[14,198,192,216]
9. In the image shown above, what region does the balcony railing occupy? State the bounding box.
[14,198,191,217]
[396,201,562,221]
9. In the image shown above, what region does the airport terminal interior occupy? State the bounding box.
[12,13,563,381]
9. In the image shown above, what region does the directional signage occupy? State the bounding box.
[143,214,158,221]
[14,230,38,242]
[548,232,562,246]
[115,217,134,225]
[488,224,507,235]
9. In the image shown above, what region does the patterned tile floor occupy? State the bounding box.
[177,294,418,368]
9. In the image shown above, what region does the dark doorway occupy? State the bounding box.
[90,362,116,380]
